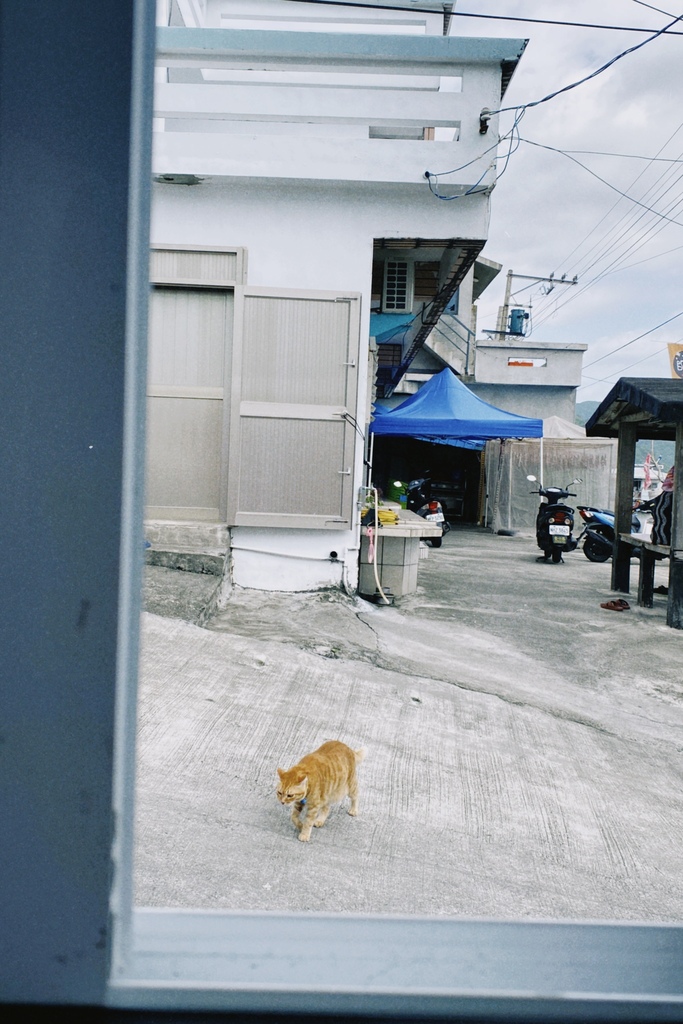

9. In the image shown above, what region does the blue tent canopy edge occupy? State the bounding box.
[370,368,543,449]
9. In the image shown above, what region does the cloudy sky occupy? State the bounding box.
[449,0,683,403]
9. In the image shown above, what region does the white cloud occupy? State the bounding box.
[451,0,683,400]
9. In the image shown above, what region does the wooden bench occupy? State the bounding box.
[618,533,670,608]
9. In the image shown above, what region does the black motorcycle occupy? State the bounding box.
[407,477,450,548]
[527,475,578,563]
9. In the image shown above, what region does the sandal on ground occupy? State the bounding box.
[600,599,630,611]
[654,585,669,595]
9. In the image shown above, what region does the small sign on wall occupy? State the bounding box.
[668,343,683,379]
[507,357,547,368]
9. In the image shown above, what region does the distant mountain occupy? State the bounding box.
[574,401,599,427]
[574,401,674,468]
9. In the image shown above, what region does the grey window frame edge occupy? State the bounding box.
[106,910,683,1020]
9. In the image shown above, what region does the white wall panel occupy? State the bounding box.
[146,286,233,519]
[228,288,360,529]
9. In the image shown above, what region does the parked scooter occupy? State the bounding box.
[576,503,651,562]
[406,477,450,548]
[527,475,579,563]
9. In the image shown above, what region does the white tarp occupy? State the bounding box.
[485,425,618,534]
[542,415,586,439]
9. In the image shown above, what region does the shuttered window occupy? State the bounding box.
[228,287,361,529]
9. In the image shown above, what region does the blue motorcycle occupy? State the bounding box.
[576,504,649,562]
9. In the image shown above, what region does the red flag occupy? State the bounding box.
[643,453,652,491]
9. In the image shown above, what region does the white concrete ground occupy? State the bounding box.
[136,528,683,922]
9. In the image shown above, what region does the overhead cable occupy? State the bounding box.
[453,9,683,35]
[530,159,683,325]
[525,128,683,329]
[519,138,683,228]
[629,1,677,17]
[426,111,524,200]
[582,310,683,369]
[527,121,683,325]
[550,122,683,272]
[555,148,683,163]
[286,0,683,30]
[488,14,683,118]
[428,16,682,189]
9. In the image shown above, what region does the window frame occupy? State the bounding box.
[382,257,414,313]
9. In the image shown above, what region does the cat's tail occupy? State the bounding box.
[354,747,367,764]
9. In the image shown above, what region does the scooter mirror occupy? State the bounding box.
[526,475,537,482]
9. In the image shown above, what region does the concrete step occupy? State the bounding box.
[145,519,228,556]
[145,548,225,576]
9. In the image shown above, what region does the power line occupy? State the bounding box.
[285,0,683,29]
[524,127,683,330]
[572,164,683,277]
[425,110,525,197]
[519,137,683,228]
[488,14,683,118]
[614,343,673,375]
[581,341,670,388]
[531,161,683,327]
[581,309,683,370]
[606,241,683,273]
[630,1,677,17]
[535,122,683,278]
[453,9,683,35]
[556,148,683,163]
[526,122,683,326]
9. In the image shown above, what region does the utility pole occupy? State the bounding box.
[492,270,578,338]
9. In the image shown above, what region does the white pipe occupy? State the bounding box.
[370,487,390,605]
[230,545,341,562]
[368,431,375,488]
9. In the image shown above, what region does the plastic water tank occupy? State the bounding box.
[509,308,529,335]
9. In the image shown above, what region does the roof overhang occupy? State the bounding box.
[585,377,683,441]
[156,27,527,77]
[472,256,502,301]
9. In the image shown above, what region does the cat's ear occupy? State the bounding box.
[277,767,285,779]
[300,776,308,789]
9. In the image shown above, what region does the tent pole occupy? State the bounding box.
[367,431,375,489]
[507,442,513,531]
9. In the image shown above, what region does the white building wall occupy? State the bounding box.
[152,179,490,590]
[150,4,527,591]
[469,384,579,423]
[474,339,587,388]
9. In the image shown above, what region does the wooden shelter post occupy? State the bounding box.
[667,422,683,628]
[611,422,637,593]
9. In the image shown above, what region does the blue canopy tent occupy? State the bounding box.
[370,367,543,449]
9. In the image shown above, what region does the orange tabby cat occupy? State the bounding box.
[276,740,366,842]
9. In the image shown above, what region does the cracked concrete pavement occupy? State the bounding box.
[136,526,683,921]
